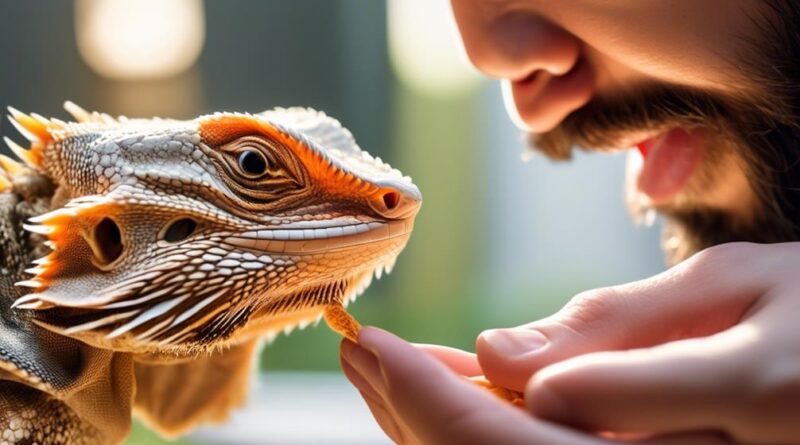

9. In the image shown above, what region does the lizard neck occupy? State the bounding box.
[0,170,56,307]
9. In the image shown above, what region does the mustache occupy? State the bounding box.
[528,84,752,160]
[525,81,800,265]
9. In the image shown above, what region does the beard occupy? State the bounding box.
[526,1,800,265]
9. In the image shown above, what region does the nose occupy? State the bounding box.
[368,182,422,220]
[450,3,594,132]
[456,11,583,80]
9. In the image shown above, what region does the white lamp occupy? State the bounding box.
[387,0,481,97]
[75,0,205,80]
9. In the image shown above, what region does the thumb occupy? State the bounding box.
[477,243,776,391]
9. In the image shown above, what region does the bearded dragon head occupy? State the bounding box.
[5,102,421,354]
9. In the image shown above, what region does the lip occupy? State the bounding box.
[633,128,704,204]
[222,220,414,254]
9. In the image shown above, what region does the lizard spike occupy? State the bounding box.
[134,318,173,341]
[99,113,116,125]
[7,107,48,141]
[3,137,38,168]
[12,297,48,310]
[14,280,43,289]
[63,101,91,123]
[0,154,27,178]
[62,310,139,335]
[22,224,54,235]
[168,289,226,329]
[28,206,79,223]
[31,256,50,266]
[106,296,187,339]
[11,295,36,308]
[30,113,51,127]
[262,331,279,345]
[384,256,397,274]
[24,267,46,276]
[51,118,68,128]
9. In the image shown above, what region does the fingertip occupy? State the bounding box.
[358,326,422,365]
[340,337,358,358]
[415,344,482,377]
[525,372,572,425]
[476,328,549,391]
[357,326,397,350]
[477,328,549,357]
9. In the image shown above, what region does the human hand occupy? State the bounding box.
[477,242,800,444]
[341,328,729,444]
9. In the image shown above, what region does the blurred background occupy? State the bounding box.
[0,0,666,443]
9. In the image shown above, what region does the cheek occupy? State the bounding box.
[548,0,764,92]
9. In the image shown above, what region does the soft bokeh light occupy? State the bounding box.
[387,0,481,96]
[1,2,667,443]
[75,0,205,80]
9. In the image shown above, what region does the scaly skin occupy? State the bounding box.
[0,103,421,444]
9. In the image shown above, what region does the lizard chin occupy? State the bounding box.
[239,256,397,344]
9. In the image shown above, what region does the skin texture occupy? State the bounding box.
[341,1,800,444]
[451,0,800,265]
[344,244,800,444]
[0,103,421,444]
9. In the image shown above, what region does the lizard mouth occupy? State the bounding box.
[221,219,414,254]
[21,219,412,351]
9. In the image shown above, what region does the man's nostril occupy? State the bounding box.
[382,191,400,211]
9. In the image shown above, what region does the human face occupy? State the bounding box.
[451,0,800,262]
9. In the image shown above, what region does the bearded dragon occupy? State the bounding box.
[0,103,422,444]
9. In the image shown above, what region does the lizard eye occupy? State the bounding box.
[237,149,268,177]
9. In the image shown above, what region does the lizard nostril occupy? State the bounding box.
[93,217,123,266]
[382,191,400,211]
[369,186,422,219]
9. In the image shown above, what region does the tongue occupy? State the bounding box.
[636,128,702,204]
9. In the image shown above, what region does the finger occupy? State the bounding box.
[414,344,482,376]
[341,350,383,409]
[358,327,614,445]
[358,388,408,444]
[477,242,777,390]
[341,339,385,398]
[341,344,420,444]
[526,325,756,439]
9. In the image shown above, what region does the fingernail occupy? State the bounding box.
[480,328,548,359]
[341,339,359,363]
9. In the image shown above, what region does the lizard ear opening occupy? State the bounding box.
[92,217,124,268]
[160,217,197,243]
